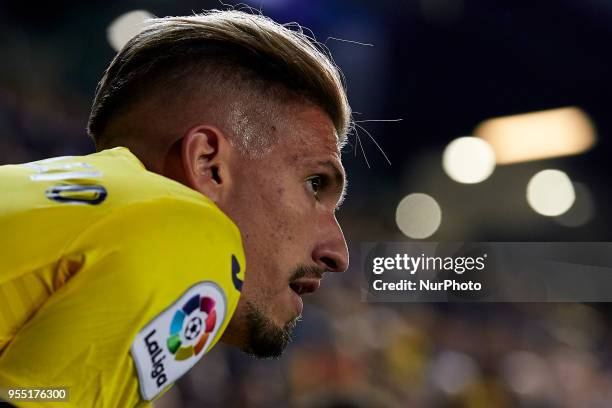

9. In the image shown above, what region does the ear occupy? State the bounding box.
[180,125,233,203]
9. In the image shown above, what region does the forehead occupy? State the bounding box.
[275,105,342,161]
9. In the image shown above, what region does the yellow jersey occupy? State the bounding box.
[0,147,246,407]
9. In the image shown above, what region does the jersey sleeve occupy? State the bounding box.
[0,197,246,408]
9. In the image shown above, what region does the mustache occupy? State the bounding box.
[289,265,324,282]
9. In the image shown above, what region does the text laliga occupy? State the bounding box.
[145,329,168,388]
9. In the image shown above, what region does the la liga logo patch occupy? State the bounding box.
[131,282,226,401]
[167,293,217,360]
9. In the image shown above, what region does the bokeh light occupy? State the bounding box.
[554,182,595,227]
[396,193,442,239]
[501,351,550,396]
[526,169,576,216]
[107,10,154,52]
[475,107,596,165]
[442,136,496,184]
[429,351,480,395]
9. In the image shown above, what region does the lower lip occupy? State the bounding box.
[290,290,303,315]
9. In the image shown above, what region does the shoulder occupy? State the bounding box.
[66,195,245,307]
[76,196,242,256]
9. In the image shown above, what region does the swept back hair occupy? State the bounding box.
[87,9,352,153]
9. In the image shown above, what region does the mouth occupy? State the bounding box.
[289,278,321,296]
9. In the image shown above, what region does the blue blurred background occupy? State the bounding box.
[2,0,612,406]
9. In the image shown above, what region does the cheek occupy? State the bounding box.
[249,183,299,244]
[225,173,305,285]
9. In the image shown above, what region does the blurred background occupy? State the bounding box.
[2,0,612,406]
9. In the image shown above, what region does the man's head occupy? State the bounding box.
[88,10,351,358]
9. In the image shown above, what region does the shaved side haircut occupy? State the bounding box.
[87,9,351,157]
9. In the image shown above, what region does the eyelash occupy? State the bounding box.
[306,175,327,199]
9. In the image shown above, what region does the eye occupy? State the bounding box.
[306,175,324,198]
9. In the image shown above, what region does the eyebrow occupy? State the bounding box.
[317,160,348,210]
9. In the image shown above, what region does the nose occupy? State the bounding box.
[312,215,349,273]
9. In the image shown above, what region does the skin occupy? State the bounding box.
[159,102,349,356]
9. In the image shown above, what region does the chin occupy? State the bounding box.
[242,300,299,358]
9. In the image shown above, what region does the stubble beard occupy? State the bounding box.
[240,265,323,358]
[242,300,300,358]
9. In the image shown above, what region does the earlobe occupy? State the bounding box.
[180,125,230,202]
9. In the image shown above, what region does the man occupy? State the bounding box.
[0,9,350,407]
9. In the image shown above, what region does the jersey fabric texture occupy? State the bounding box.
[0,147,246,407]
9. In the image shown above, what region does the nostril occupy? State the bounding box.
[321,256,338,272]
